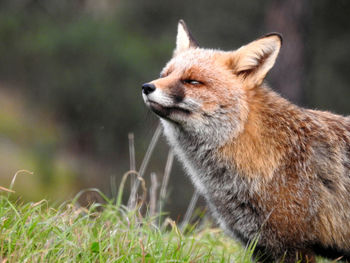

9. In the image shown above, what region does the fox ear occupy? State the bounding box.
[174,20,198,56]
[231,33,282,86]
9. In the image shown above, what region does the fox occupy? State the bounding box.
[142,20,350,262]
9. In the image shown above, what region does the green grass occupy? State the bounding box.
[0,191,248,263]
[0,127,332,263]
[0,189,336,263]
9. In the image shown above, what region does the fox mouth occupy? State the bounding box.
[147,100,191,119]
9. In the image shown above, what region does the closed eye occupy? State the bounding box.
[182,79,203,85]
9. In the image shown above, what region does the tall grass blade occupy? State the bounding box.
[9,170,33,190]
[158,150,174,221]
[0,185,15,193]
[117,170,139,208]
[149,172,158,218]
[128,122,162,209]
[128,133,136,192]
[110,175,117,200]
[181,190,200,230]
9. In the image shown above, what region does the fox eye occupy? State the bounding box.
[183,79,202,85]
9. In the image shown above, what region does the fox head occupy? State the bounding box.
[142,20,282,143]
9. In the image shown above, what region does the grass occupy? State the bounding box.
[0,188,334,263]
[0,123,249,262]
[0,190,247,262]
[0,126,333,262]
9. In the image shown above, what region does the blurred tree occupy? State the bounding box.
[264,0,309,104]
[0,0,349,216]
[307,0,350,115]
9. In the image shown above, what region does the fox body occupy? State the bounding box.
[142,20,350,262]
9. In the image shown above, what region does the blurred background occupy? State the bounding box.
[0,0,349,218]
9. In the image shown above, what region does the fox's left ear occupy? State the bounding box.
[174,20,199,56]
[230,33,282,86]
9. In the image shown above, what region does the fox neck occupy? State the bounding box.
[161,84,295,188]
[219,86,294,180]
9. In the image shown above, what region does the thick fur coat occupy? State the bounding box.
[142,20,350,262]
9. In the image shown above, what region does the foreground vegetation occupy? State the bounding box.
[0,187,335,262]
[0,190,251,263]
[0,132,333,263]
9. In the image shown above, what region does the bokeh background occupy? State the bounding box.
[0,0,349,218]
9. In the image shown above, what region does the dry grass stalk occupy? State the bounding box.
[110,175,117,200]
[128,122,162,209]
[149,172,158,218]
[0,186,15,193]
[9,169,33,190]
[181,190,200,230]
[158,150,174,213]
[128,132,136,192]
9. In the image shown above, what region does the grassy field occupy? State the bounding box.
[0,177,335,263]
[0,129,333,263]
[0,120,248,262]
[0,189,250,263]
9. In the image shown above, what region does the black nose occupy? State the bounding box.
[142,83,156,95]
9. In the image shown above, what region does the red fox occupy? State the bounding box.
[142,20,350,262]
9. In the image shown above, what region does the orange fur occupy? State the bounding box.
[142,20,350,262]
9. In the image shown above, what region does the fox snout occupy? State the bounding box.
[142,83,156,95]
[142,77,198,122]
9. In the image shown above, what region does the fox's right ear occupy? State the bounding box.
[174,20,199,56]
[229,33,282,86]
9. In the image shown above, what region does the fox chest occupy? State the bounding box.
[174,140,262,242]
[162,120,229,194]
[162,121,262,241]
